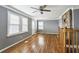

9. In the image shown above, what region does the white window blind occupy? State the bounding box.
[38,21,44,30]
[8,12,20,36]
[22,17,28,32]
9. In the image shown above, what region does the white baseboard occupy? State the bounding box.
[0,33,36,52]
[38,32,58,34]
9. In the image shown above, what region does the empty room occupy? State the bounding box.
[0,5,79,53]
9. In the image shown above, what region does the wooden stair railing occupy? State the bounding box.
[62,28,79,53]
[59,28,79,53]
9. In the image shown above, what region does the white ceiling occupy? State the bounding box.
[11,5,79,20]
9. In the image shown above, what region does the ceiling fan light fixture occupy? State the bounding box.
[31,5,51,14]
[41,12,43,14]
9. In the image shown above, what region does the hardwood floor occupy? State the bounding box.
[3,33,63,53]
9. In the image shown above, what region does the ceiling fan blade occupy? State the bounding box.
[42,9,51,12]
[32,11,37,13]
[31,7,39,10]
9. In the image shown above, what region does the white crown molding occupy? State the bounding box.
[1,5,34,19]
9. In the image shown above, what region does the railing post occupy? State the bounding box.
[76,32,78,53]
[72,29,74,53]
[68,30,70,53]
[63,28,66,53]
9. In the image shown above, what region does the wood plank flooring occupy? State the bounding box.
[3,33,63,53]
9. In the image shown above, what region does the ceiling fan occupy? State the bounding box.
[31,5,51,14]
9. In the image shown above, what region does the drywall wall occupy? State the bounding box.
[0,6,32,50]
[73,9,79,29]
[37,20,59,34]
[73,9,79,44]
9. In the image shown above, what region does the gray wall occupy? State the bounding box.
[73,9,79,29]
[73,9,79,44]
[37,20,59,34]
[0,6,32,50]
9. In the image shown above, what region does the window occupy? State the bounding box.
[38,21,44,30]
[8,12,20,36]
[8,11,29,36]
[22,17,28,32]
